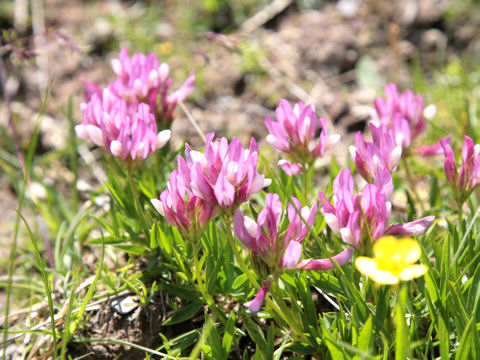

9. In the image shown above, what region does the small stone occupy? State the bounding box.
[111,295,138,315]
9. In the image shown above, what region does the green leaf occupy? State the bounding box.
[338,275,369,322]
[244,317,266,350]
[163,302,203,326]
[439,308,450,360]
[162,283,200,302]
[296,277,316,327]
[358,315,373,352]
[467,263,480,322]
[222,312,236,355]
[322,322,345,360]
[455,317,474,360]
[231,274,248,292]
[207,316,226,360]
[266,326,275,360]
[285,342,317,355]
[159,329,199,352]
[374,287,390,332]
[18,213,58,359]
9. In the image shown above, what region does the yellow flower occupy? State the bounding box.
[355,236,427,285]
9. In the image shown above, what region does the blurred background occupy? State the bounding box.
[1,0,480,151]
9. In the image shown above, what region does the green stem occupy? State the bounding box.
[192,239,227,324]
[457,200,464,225]
[402,158,423,212]
[269,277,306,340]
[224,217,260,290]
[3,183,27,360]
[395,284,408,360]
[126,169,150,237]
[223,217,305,338]
[303,165,309,203]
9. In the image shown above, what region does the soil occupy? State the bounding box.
[1,0,480,358]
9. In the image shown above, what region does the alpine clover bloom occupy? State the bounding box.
[77,48,195,160]
[373,83,440,156]
[441,135,480,205]
[109,48,196,128]
[179,133,271,215]
[233,193,317,271]
[151,165,216,241]
[319,168,435,253]
[76,89,171,161]
[233,193,352,311]
[355,236,427,285]
[265,99,340,176]
[349,122,402,183]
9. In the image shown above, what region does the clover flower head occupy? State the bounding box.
[319,168,434,252]
[265,99,340,175]
[76,91,170,161]
[441,135,480,204]
[350,122,402,183]
[355,236,427,284]
[183,133,271,213]
[233,193,317,271]
[81,48,195,135]
[235,193,352,311]
[374,83,427,145]
[151,165,216,241]
[373,83,443,157]
[109,48,195,128]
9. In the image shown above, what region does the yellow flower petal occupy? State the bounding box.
[355,257,378,277]
[355,236,427,285]
[373,236,421,265]
[399,264,428,281]
[370,270,399,285]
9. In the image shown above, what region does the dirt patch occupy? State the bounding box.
[68,296,168,359]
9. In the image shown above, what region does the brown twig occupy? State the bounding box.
[240,0,293,33]
[179,100,206,140]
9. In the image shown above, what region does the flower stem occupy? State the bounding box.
[395,284,409,360]
[192,238,227,324]
[224,217,260,290]
[457,200,464,225]
[126,169,150,237]
[402,157,424,212]
[223,217,305,338]
[269,277,307,340]
[303,165,309,202]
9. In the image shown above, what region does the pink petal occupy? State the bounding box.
[281,241,303,269]
[244,281,272,312]
[386,215,435,236]
[297,248,353,270]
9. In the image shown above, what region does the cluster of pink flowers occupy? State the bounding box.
[109,48,195,127]
[374,83,430,150]
[233,193,352,311]
[150,167,216,241]
[319,168,435,253]
[152,133,272,234]
[243,89,439,311]
[179,133,272,214]
[265,100,340,176]
[76,48,195,161]
[350,122,402,183]
[350,83,442,184]
[233,194,317,272]
[76,89,171,161]
[441,135,480,204]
